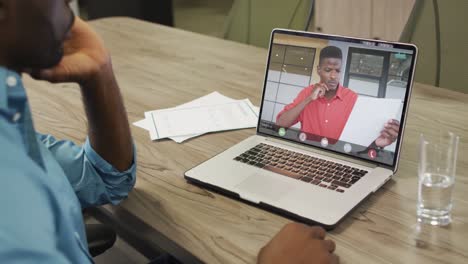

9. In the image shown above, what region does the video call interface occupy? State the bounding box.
[258,32,415,166]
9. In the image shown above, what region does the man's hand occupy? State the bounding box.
[258,223,339,264]
[375,119,400,148]
[33,16,111,85]
[30,16,133,172]
[307,83,328,102]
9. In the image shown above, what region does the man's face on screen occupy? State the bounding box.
[318,58,342,90]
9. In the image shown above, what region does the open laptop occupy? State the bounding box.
[185,29,418,229]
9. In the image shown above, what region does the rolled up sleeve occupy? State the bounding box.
[38,133,137,208]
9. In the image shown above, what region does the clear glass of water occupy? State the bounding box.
[418,132,459,226]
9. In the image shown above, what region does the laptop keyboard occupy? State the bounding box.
[233,143,368,193]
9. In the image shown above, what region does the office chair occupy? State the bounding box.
[82,209,117,258]
[400,0,468,93]
[86,223,117,257]
[223,0,315,48]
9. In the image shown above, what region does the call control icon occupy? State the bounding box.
[278,128,286,137]
[321,138,329,148]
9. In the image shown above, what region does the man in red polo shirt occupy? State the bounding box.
[276,46,399,149]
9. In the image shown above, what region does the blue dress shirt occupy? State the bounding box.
[0,67,137,263]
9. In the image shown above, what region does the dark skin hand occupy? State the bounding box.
[309,83,329,101]
[32,17,133,171]
[374,119,400,148]
[258,223,339,264]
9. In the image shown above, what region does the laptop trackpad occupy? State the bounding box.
[235,172,292,204]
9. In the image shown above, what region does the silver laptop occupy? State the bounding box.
[185,29,418,229]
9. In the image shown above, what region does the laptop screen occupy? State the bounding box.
[257,30,417,167]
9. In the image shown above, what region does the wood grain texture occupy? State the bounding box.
[24,18,468,264]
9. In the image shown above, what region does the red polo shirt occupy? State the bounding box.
[277,84,358,141]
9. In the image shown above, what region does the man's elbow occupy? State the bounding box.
[276,120,286,128]
[276,115,289,128]
[106,166,137,205]
[108,176,136,205]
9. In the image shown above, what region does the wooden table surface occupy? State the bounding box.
[24,17,468,264]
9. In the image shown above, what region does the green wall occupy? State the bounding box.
[409,0,468,93]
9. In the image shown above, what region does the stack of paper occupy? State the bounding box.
[134,92,260,143]
[340,96,403,151]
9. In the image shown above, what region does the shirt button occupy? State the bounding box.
[6,76,18,87]
[12,112,21,122]
[327,103,330,106]
[325,120,329,123]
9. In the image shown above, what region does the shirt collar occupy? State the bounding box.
[0,66,24,109]
[334,84,345,101]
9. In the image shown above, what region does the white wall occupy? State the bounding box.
[70,0,80,16]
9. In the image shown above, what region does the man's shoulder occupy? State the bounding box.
[340,86,358,98]
[0,116,43,182]
[0,127,55,217]
[301,84,315,94]
[0,136,39,179]
[305,84,316,90]
[289,85,314,102]
[0,141,61,262]
[0,115,25,150]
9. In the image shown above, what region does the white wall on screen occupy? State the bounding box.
[276,84,304,105]
[267,70,281,82]
[385,86,406,100]
[265,81,279,101]
[348,78,379,97]
[261,101,275,122]
[279,71,310,87]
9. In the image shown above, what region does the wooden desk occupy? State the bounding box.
[25,18,468,264]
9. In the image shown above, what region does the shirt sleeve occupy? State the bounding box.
[276,85,314,126]
[37,133,137,208]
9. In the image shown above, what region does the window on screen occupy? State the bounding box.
[343,47,413,101]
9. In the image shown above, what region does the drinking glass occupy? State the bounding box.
[418,132,459,226]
